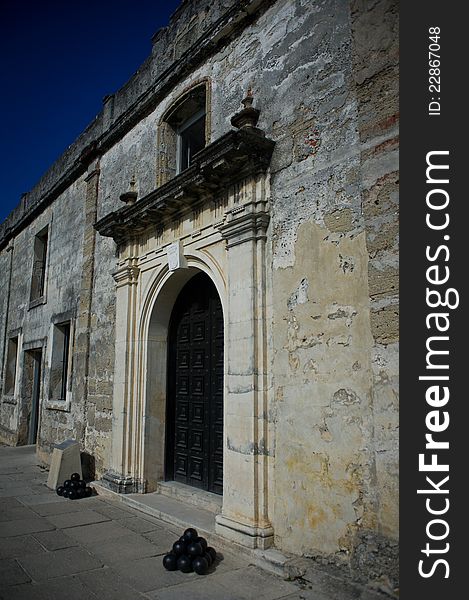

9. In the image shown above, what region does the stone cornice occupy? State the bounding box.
[95,129,275,244]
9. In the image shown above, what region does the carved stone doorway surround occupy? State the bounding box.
[95,101,275,549]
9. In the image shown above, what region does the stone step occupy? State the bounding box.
[92,481,290,578]
[156,481,222,515]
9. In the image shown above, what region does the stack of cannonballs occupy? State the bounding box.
[56,472,93,500]
[163,527,217,575]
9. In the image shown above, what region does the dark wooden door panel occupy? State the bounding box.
[167,273,223,495]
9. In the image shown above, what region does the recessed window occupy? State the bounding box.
[4,336,18,396]
[158,83,207,183]
[49,322,71,401]
[177,109,206,174]
[30,226,48,301]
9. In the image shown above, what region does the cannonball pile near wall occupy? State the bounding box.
[56,473,93,500]
[163,527,217,575]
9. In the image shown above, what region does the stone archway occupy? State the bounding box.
[97,105,276,547]
[141,256,228,494]
[143,267,201,492]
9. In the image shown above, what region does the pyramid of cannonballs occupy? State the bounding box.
[163,527,217,575]
[56,472,93,500]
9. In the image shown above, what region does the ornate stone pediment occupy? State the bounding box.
[95,128,275,245]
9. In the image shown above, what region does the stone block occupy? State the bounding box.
[0,485,35,498]
[141,527,182,554]
[32,529,77,551]
[216,514,273,550]
[0,535,46,559]
[91,500,134,520]
[206,565,296,599]
[145,580,237,600]
[46,439,82,490]
[76,567,143,600]
[13,492,67,506]
[2,576,92,600]
[0,497,22,509]
[44,508,110,529]
[115,555,188,592]
[83,532,162,564]
[62,520,131,545]
[0,558,31,586]
[0,505,37,522]
[17,546,103,581]
[0,517,55,538]
[117,516,162,534]
[31,497,102,516]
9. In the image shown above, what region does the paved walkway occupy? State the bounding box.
[0,445,385,599]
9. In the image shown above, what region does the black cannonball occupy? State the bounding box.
[187,541,203,557]
[62,488,70,498]
[183,527,198,543]
[68,489,78,500]
[64,479,72,489]
[196,536,207,552]
[177,554,193,573]
[207,547,217,562]
[76,487,85,499]
[71,473,81,482]
[163,553,178,571]
[56,485,65,497]
[77,480,86,489]
[70,480,79,490]
[203,551,213,567]
[84,487,92,497]
[172,540,186,556]
[192,555,209,575]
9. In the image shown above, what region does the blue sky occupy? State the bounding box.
[0,0,181,224]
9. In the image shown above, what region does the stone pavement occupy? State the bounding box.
[0,445,387,599]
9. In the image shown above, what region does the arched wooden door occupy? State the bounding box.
[166,272,223,495]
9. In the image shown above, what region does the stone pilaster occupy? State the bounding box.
[74,162,99,441]
[102,250,145,493]
[215,193,274,549]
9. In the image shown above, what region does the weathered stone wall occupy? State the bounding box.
[350,0,399,590]
[262,0,371,556]
[0,246,14,442]
[0,170,118,478]
[0,178,86,452]
[196,0,398,588]
[0,0,398,588]
[83,214,116,477]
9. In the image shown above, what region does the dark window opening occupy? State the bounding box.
[160,84,207,180]
[30,227,48,301]
[177,110,206,173]
[50,322,71,401]
[4,336,18,396]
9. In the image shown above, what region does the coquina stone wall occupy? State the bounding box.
[0,0,398,590]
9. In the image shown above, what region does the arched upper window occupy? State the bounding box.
[157,82,209,185]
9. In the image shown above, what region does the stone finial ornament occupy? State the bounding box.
[242,87,254,106]
[120,175,138,206]
[230,89,264,135]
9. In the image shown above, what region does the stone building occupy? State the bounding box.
[0,0,398,590]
